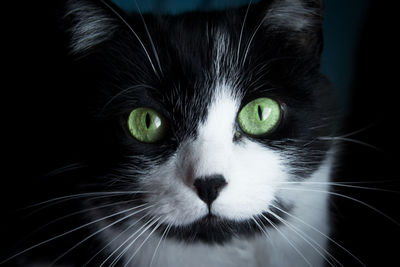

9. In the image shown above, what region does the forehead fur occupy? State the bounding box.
[69,0,332,155]
[64,0,322,56]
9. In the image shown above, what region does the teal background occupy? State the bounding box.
[111,0,371,111]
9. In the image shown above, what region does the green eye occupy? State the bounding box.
[127,107,168,143]
[238,97,281,136]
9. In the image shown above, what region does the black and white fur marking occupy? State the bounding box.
[2,0,341,266]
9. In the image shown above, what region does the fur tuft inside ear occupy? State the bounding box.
[64,0,119,54]
[263,0,322,32]
[260,0,323,54]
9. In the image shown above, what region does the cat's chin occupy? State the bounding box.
[159,208,286,244]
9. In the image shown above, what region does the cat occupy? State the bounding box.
[1,0,341,266]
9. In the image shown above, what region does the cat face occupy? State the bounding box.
[63,0,337,244]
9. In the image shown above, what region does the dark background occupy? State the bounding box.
[328,1,400,265]
[2,0,399,266]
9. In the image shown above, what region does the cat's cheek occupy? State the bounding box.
[211,142,288,220]
[140,160,209,226]
[152,188,208,225]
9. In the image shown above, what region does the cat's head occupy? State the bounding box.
[62,0,338,244]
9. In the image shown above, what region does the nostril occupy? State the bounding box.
[193,175,227,206]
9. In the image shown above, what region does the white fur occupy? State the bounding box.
[100,157,333,267]
[97,29,333,266]
[136,81,288,226]
[100,84,334,266]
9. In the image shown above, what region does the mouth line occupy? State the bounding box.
[200,213,220,224]
[152,200,290,244]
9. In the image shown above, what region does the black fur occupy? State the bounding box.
[160,201,290,244]
[2,0,339,265]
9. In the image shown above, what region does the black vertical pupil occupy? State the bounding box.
[257,105,263,121]
[145,113,151,128]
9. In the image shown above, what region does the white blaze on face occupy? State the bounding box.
[189,84,288,220]
[144,31,289,226]
[145,82,289,226]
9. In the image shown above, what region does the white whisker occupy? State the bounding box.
[329,180,398,184]
[259,213,313,267]
[133,0,163,76]
[278,181,400,194]
[23,191,150,210]
[101,84,156,112]
[45,162,87,177]
[268,210,341,267]
[236,1,252,63]
[269,203,366,267]
[27,199,139,240]
[318,136,382,151]
[124,217,166,267]
[251,216,271,240]
[109,217,160,267]
[149,223,172,267]
[50,204,154,265]
[99,0,160,78]
[277,187,400,226]
[241,14,269,67]
[101,216,157,266]
[336,124,376,139]
[0,203,150,264]
[83,210,151,266]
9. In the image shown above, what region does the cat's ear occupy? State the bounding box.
[61,0,122,54]
[258,0,324,55]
